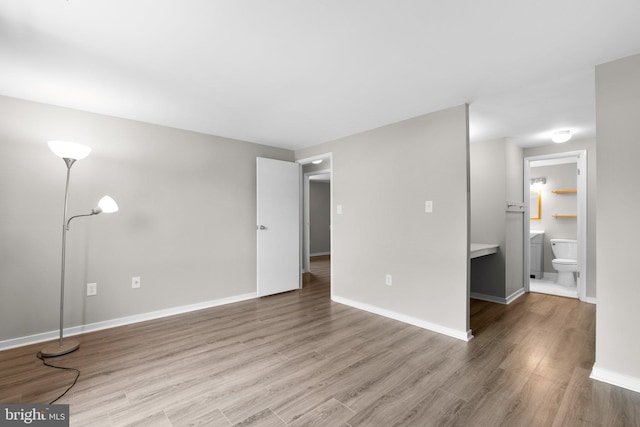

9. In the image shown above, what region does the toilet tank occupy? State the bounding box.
[550,239,577,259]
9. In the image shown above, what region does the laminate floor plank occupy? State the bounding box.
[234,408,286,427]
[164,396,231,427]
[220,349,364,424]
[377,388,466,427]
[553,367,620,427]
[287,398,354,427]
[446,367,533,426]
[498,372,568,427]
[344,354,462,426]
[1,256,639,426]
[268,349,404,424]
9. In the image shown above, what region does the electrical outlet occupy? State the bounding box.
[425,200,433,213]
[132,276,141,289]
[87,283,97,296]
[385,274,392,286]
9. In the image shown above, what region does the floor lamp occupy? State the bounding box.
[41,141,119,358]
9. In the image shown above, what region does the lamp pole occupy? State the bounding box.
[58,158,75,346]
[42,158,81,357]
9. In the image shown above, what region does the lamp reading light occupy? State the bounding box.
[42,141,119,358]
[551,130,572,144]
[97,196,119,214]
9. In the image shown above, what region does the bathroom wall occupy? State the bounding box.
[309,181,331,255]
[524,137,596,300]
[296,105,471,339]
[469,138,524,302]
[530,163,577,274]
[593,52,640,391]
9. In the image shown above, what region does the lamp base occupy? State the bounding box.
[41,339,80,357]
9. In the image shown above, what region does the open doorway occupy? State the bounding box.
[524,150,587,301]
[298,154,332,292]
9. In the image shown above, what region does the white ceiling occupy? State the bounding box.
[2,1,640,150]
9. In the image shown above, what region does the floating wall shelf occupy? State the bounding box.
[552,189,577,194]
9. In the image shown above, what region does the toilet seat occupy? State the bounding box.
[553,258,577,265]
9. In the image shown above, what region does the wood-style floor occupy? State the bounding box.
[1,256,639,426]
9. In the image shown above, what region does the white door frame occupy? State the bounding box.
[523,150,587,301]
[297,153,333,294]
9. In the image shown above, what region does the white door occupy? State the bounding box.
[257,157,301,297]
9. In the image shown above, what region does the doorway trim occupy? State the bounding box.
[523,150,587,301]
[297,153,333,296]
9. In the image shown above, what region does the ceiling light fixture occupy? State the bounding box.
[551,130,572,143]
[311,159,323,165]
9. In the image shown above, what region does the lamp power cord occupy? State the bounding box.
[36,352,80,404]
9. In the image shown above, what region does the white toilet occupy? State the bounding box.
[550,239,578,287]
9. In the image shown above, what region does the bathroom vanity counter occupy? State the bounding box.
[470,243,499,259]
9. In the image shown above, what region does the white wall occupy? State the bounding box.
[593,53,640,392]
[0,95,293,343]
[296,105,471,339]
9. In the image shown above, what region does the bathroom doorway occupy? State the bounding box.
[523,151,587,301]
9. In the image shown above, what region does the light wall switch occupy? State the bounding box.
[87,283,97,296]
[385,274,392,286]
[337,204,343,215]
[132,276,141,289]
[425,200,433,213]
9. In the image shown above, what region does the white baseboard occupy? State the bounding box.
[332,295,472,342]
[470,288,525,305]
[584,296,597,305]
[590,365,640,394]
[506,288,526,304]
[310,251,331,257]
[470,292,507,304]
[0,292,257,351]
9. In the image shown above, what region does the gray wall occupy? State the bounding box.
[0,95,293,342]
[309,181,331,255]
[505,140,524,297]
[296,105,470,337]
[530,163,577,273]
[524,138,596,299]
[594,53,640,383]
[469,138,523,300]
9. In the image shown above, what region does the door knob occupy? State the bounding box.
[258,225,267,230]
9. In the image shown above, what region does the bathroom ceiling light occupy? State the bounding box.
[551,130,572,143]
[530,177,546,189]
[311,159,323,165]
